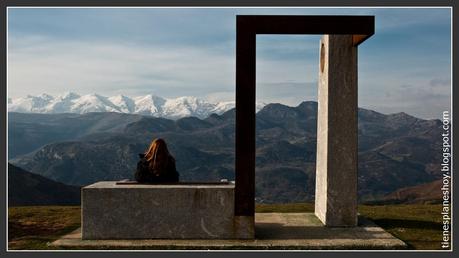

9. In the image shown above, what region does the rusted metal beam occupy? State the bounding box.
[238,15,374,45]
[235,17,256,216]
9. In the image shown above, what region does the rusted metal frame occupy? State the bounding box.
[234,15,374,216]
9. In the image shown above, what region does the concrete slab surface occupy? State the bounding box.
[82,181,245,239]
[51,213,406,250]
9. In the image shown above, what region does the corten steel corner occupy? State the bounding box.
[234,15,374,232]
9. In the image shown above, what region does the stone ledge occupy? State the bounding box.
[82,181,251,240]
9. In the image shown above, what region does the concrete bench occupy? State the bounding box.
[81,181,252,239]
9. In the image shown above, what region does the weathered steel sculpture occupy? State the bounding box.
[235,15,374,237]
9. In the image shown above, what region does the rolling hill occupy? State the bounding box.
[8,163,80,206]
[8,101,442,203]
[380,179,443,204]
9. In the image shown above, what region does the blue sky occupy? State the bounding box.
[7,7,451,119]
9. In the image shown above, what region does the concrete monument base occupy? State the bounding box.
[52,213,406,250]
[82,181,253,240]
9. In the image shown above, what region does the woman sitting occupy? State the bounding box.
[135,138,179,183]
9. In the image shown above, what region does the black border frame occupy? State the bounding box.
[0,1,455,257]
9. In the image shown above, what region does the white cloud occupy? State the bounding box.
[8,36,235,98]
[205,91,234,103]
[359,78,451,119]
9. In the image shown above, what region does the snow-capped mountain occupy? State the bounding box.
[8,93,266,119]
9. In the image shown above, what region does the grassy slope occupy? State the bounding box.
[359,204,444,250]
[8,203,445,250]
[8,206,81,250]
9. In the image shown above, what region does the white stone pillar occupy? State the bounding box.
[315,35,358,227]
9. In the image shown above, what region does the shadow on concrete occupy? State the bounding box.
[255,223,391,240]
[371,219,442,230]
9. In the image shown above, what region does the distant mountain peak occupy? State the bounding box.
[8,93,256,120]
[390,111,412,118]
[60,91,80,98]
[386,111,418,123]
[37,93,54,99]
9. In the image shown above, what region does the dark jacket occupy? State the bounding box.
[134,154,179,183]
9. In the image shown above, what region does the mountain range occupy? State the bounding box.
[7,93,265,119]
[8,101,442,203]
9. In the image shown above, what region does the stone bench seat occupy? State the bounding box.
[81,181,250,240]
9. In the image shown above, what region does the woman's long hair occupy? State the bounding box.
[144,138,171,175]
